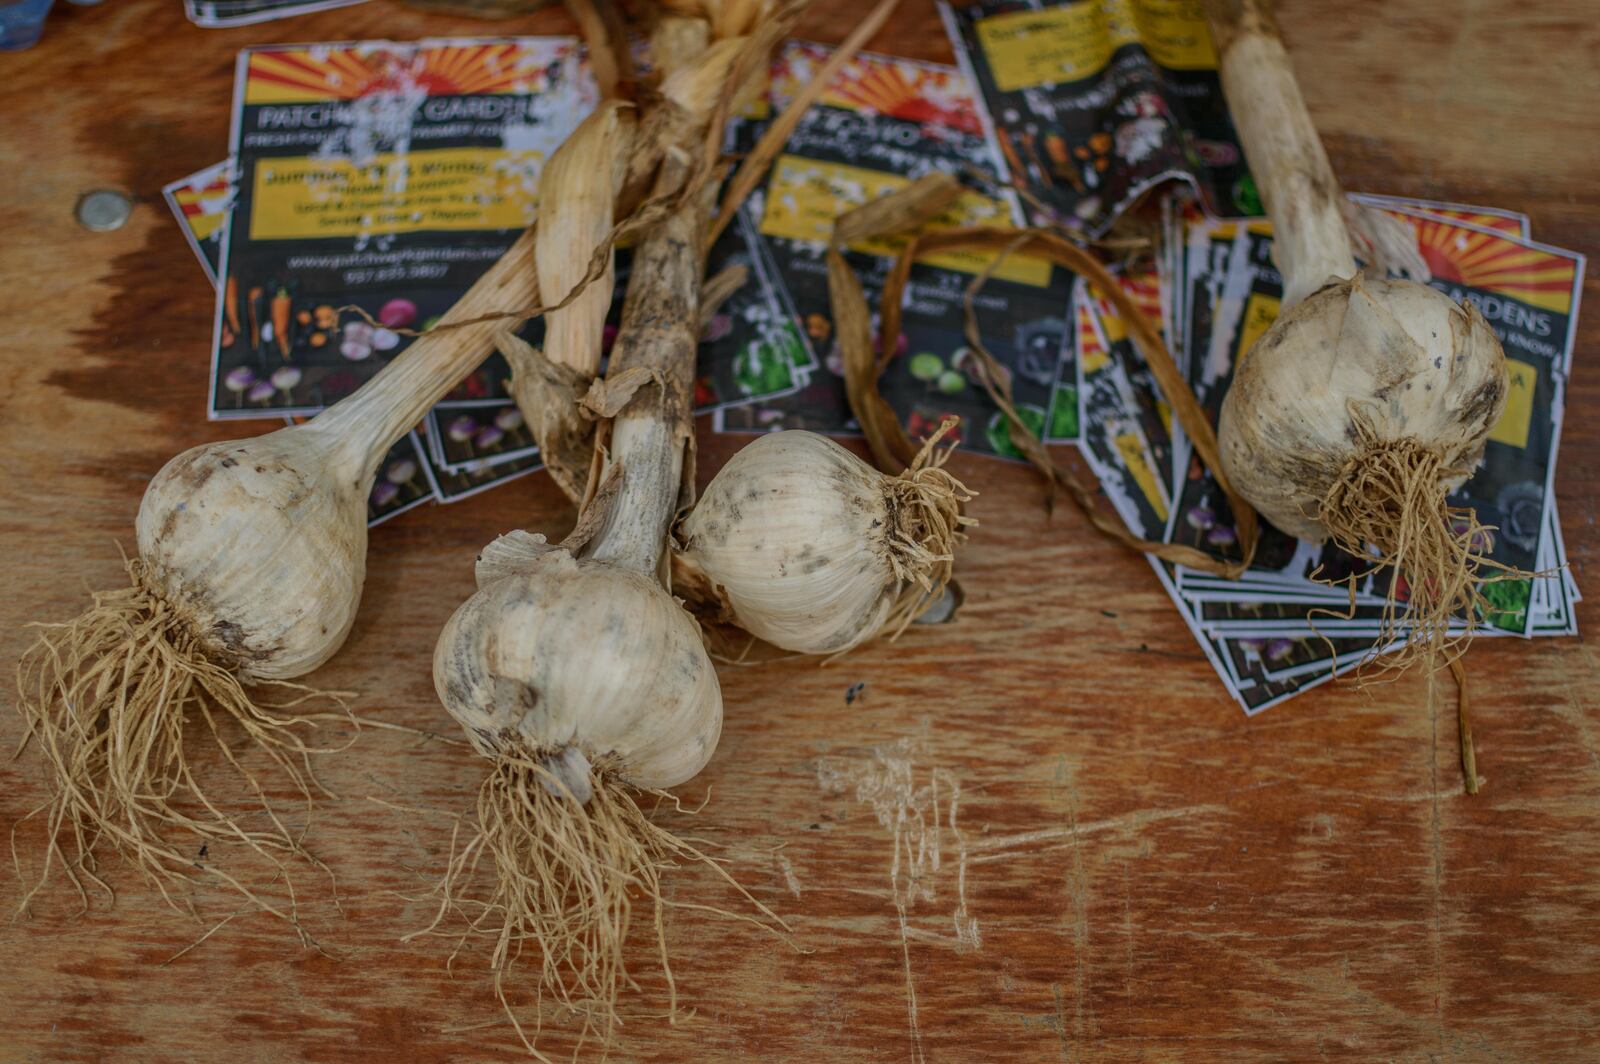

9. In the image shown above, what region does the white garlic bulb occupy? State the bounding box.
[674,430,969,655]
[135,425,368,680]
[434,538,722,794]
[17,229,539,903]
[1218,275,1507,541]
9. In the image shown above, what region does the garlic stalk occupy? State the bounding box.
[1204,0,1510,674]
[16,230,537,912]
[505,100,635,504]
[429,40,782,1051]
[674,429,972,655]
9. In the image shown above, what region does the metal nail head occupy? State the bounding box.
[75,189,133,232]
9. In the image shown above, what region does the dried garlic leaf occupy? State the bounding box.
[582,366,662,419]
[500,331,597,505]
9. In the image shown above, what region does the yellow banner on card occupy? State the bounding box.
[1234,292,1281,363]
[1114,431,1169,522]
[976,3,1120,92]
[1488,358,1535,449]
[249,147,544,240]
[976,0,1214,93]
[759,155,1051,287]
[1125,0,1217,70]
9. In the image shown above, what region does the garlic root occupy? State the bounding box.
[14,558,348,926]
[408,754,777,1055]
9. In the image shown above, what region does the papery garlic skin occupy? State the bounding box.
[434,546,721,790]
[135,426,367,681]
[1218,275,1508,541]
[676,431,927,655]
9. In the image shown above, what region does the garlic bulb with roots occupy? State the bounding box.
[15,229,539,913]
[434,544,721,796]
[674,427,972,655]
[425,38,784,1053]
[1203,0,1510,672]
[1219,274,1506,543]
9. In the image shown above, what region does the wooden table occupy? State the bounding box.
[2,2,1597,1060]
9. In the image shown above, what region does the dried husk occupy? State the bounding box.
[827,172,964,471]
[566,0,620,99]
[826,175,1260,576]
[506,102,635,504]
[649,15,713,77]
[709,0,903,243]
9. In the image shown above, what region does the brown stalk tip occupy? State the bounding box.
[13,558,348,928]
[416,755,790,1057]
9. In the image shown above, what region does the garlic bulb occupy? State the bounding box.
[674,430,970,655]
[17,228,538,906]
[434,539,721,795]
[1218,274,1506,542]
[418,38,803,1053]
[135,424,369,680]
[1203,0,1511,707]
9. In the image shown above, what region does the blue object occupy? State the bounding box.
[0,0,53,50]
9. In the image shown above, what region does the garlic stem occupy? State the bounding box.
[1203,0,1356,306]
[583,153,703,577]
[576,40,750,574]
[313,228,538,480]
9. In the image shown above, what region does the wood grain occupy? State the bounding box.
[1,1,1598,1060]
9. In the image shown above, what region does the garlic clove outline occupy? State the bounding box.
[434,546,722,791]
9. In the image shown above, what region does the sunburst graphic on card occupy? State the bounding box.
[244,41,571,105]
[772,41,982,135]
[1409,216,1578,314]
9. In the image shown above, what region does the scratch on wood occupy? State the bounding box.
[1199,933,1521,1060]
[776,853,803,898]
[965,804,1222,863]
[1121,861,1135,1008]
[1051,982,1070,1062]
[897,903,924,1064]
[1427,669,1446,1050]
[815,739,978,950]
[1055,755,1092,1056]
[817,738,980,1063]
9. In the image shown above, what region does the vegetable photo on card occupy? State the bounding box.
[724,41,1077,457]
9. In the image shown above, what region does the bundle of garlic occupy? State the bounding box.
[498,0,963,665]
[1204,0,1510,672]
[427,35,789,1051]
[15,229,539,913]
